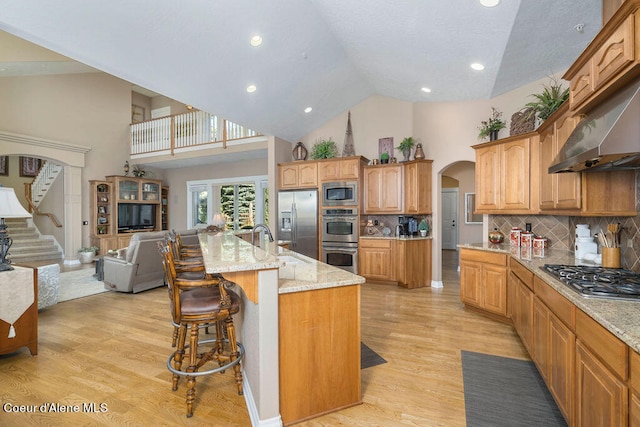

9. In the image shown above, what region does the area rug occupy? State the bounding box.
[57,268,108,303]
[461,350,566,427]
[361,342,386,369]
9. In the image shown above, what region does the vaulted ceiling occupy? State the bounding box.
[0,1,601,142]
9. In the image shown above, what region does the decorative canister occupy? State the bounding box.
[521,232,534,248]
[488,228,504,244]
[521,245,532,260]
[292,141,308,161]
[533,247,546,258]
[414,143,425,160]
[533,236,548,249]
[510,227,522,246]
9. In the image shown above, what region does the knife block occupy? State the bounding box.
[602,247,621,268]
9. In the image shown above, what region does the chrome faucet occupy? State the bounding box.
[252,223,274,245]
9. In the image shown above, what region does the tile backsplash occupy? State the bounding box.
[490,214,640,272]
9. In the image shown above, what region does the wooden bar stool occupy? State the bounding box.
[159,243,244,418]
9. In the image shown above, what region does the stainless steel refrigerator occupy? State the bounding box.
[277,190,318,259]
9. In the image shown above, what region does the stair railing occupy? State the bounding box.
[24,182,63,228]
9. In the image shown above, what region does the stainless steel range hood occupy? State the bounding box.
[549,79,640,173]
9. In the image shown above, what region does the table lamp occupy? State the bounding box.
[212,213,225,229]
[0,187,33,271]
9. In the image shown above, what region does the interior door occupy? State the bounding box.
[441,188,458,250]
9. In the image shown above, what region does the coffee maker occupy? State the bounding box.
[398,216,419,237]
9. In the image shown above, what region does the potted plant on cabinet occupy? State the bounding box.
[310,138,338,160]
[396,137,416,161]
[522,77,569,125]
[478,107,506,141]
[77,246,99,264]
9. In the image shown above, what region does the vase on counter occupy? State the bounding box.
[490,130,499,141]
[488,228,504,244]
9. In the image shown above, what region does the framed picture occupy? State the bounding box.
[132,104,145,123]
[0,156,7,176]
[19,156,42,177]
[465,193,483,224]
[378,137,394,159]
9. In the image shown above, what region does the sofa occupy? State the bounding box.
[103,229,199,293]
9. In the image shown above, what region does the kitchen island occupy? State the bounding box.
[198,232,365,426]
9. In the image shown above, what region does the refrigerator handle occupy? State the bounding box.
[291,202,297,246]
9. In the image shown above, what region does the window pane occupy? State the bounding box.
[193,190,208,225]
[220,184,256,230]
[238,184,255,229]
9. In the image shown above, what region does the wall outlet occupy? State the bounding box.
[628,239,634,248]
[380,222,384,227]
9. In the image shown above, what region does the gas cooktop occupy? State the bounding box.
[541,264,640,301]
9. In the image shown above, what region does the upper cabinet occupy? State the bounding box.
[107,176,162,203]
[317,157,366,182]
[538,104,582,212]
[363,160,432,215]
[278,162,318,190]
[363,164,403,213]
[564,3,640,113]
[474,134,538,214]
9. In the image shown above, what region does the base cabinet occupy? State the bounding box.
[460,249,508,317]
[278,285,361,425]
[576,340,628,427]
[508,260,534,354]
[359,239,396,282]
[359,238,432,288]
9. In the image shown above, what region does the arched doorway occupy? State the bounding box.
[0,131,91,264]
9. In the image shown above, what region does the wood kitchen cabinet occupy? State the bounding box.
[565,5,640,113]
[538,104,582,212]
[631,349,640,426]
[363,160,432,214]
[395,238,432,288]
[404,160,432,214]
[538,102,637,216]
[358,239,396,283]
[317,157,366,182]
[575,309,629,427]
[474,134,538,214]
[359,237,432,288]
[532,276,576,422]
[278,162,318,190]
[459,248,508,318]
[508,259,534,354]
[363,164,403,213]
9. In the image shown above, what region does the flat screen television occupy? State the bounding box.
[118,203,156,232]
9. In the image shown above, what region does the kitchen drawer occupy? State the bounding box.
[576,309,628,380]
[509,258,533,290]
[359,239,393,250]
[460,249,506,266]
[533,276,575,329]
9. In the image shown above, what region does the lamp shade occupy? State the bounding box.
[0,188,32,218]
[212,213,225,227]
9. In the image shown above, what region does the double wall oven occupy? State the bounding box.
[321,207,359,274]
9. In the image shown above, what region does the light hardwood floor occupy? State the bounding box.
[0,250,528,426]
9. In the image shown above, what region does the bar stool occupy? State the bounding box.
[159,243,244,418]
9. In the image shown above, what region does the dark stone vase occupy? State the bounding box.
[489,130,499,141]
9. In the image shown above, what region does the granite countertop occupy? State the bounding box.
[198,232,364,295]
[360,235,433,241]
[458,242,640,353]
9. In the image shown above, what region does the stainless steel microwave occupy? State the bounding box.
[321,181,358,206]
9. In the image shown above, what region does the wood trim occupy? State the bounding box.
[533,276,575,329]
[221,270,261,304]
[576,309,628,380]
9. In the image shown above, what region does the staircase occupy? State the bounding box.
[4,218,63,264]
[31,161,63,208]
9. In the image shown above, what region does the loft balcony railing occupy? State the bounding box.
[130,110,261,156]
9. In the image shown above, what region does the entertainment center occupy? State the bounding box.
[89,176,169,253]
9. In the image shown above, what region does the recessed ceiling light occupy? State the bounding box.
[304,107,313,113]
[479,0,500,7]
[246,84,257,93]
[470,63,485,71]
[250,35,263,47]
[421,87,432,93]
